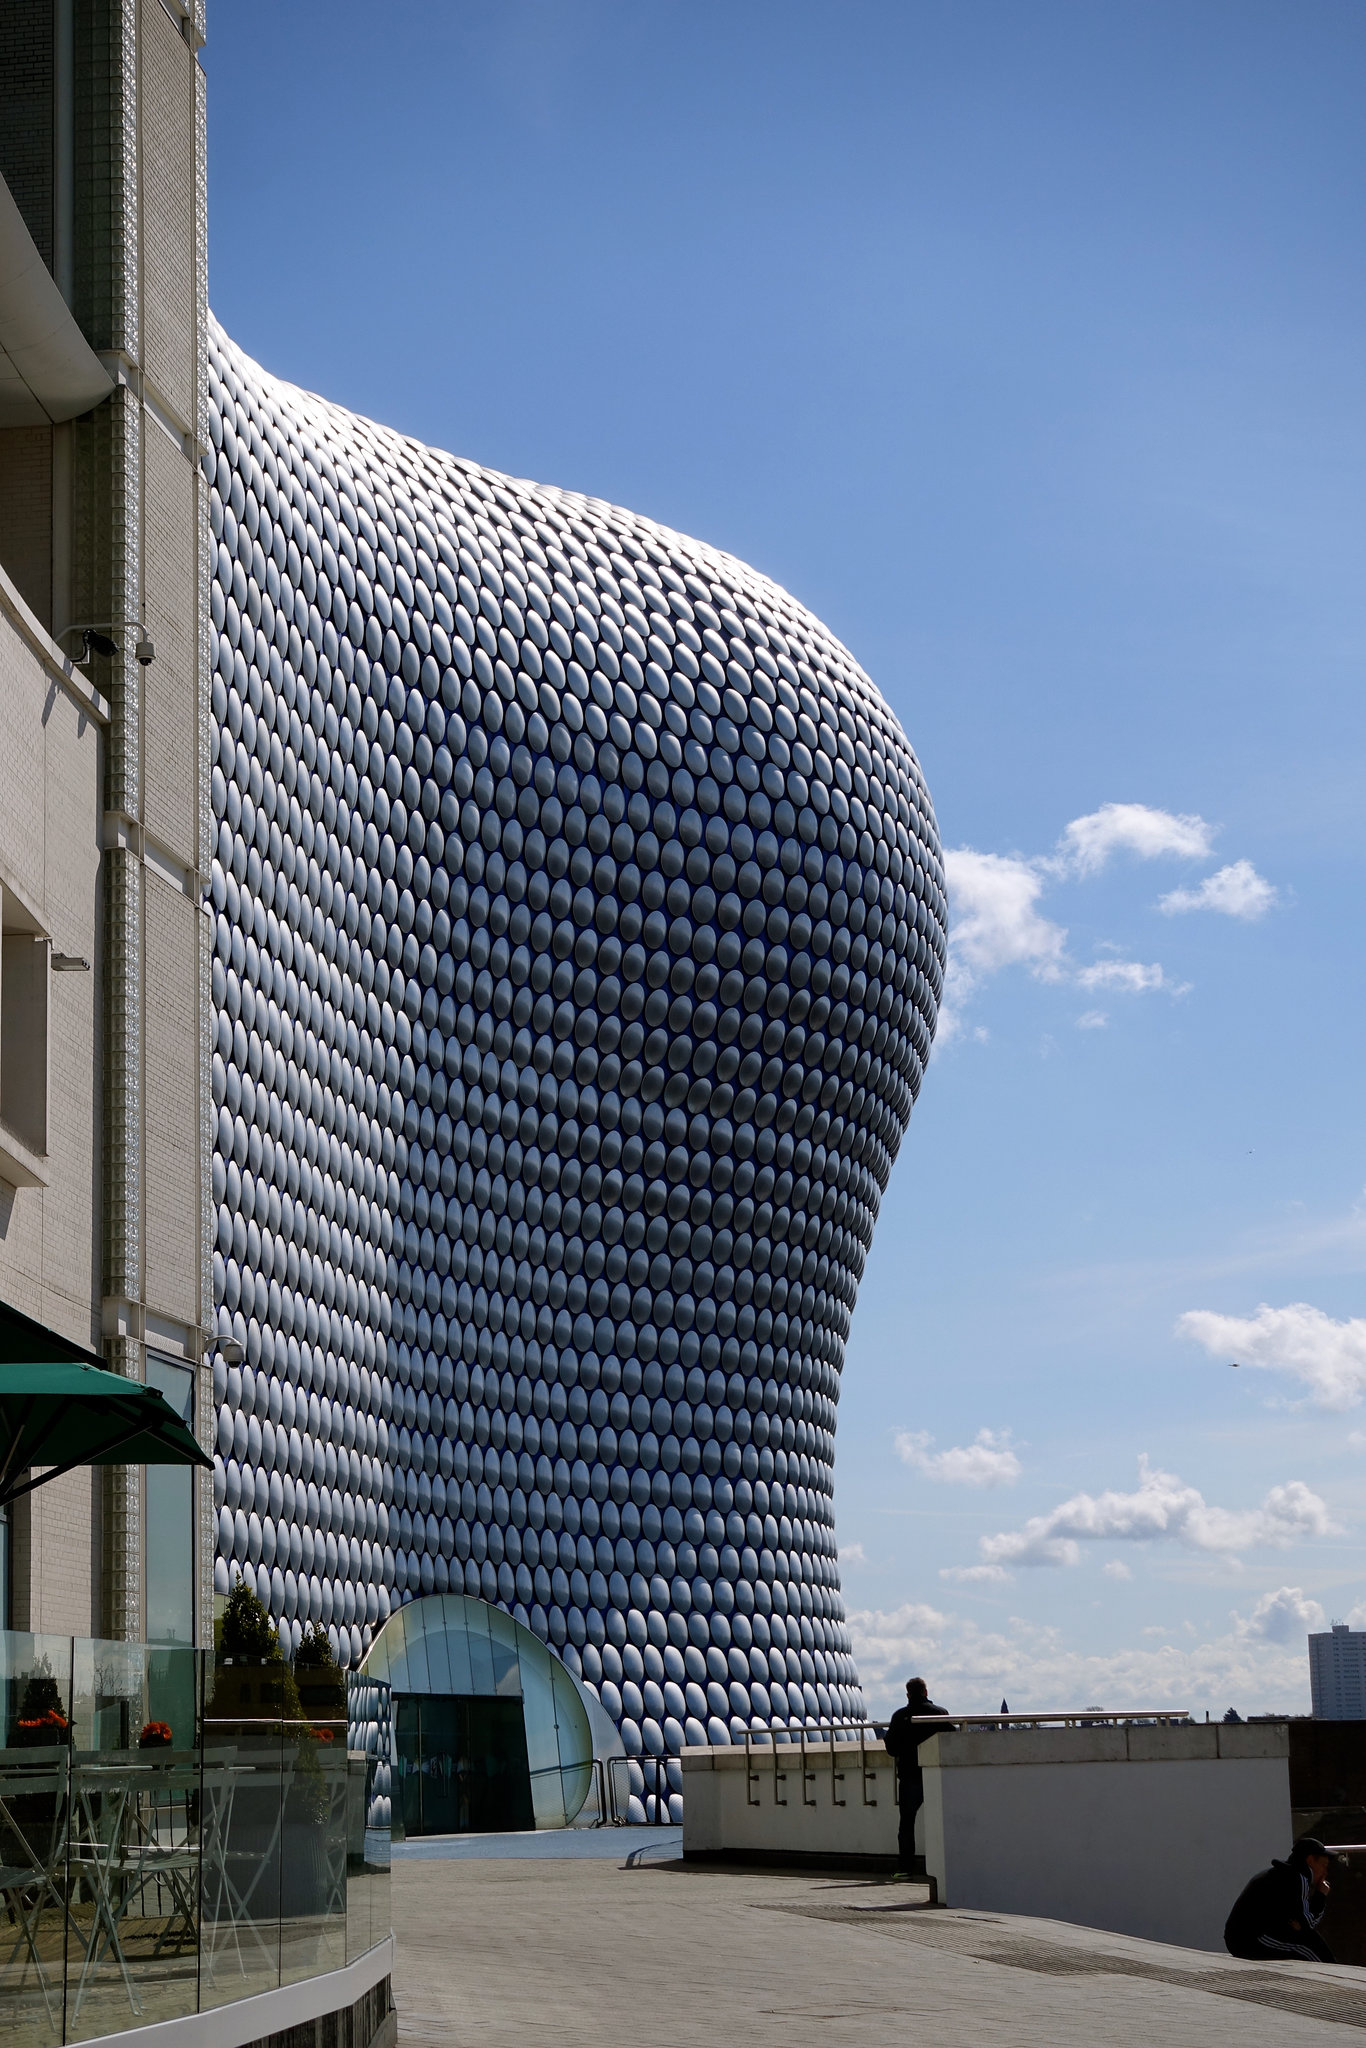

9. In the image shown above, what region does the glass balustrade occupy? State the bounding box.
[0,1631,391,2047]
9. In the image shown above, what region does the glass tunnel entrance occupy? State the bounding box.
[362,1593,626,1834]
[395,1692,535,1835]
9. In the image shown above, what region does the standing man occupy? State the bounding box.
[883,1677,951,1876]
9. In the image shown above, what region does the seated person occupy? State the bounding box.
[1224,1836,1336,1962]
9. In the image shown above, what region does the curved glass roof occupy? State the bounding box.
[362,1592,599,1828]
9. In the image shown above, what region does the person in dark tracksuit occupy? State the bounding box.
[882,1677,950,1875]
[1224,1837,1336,1962]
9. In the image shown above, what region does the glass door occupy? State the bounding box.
[394,1694,535,1835]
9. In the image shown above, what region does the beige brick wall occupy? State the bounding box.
[0,0,211,1645]
[142,418,198,867]
[0,594,104,1637]
[0,611,102,1345]
[142,870,199,1326]
[140,0,195,431]
[9,1468,96,1637]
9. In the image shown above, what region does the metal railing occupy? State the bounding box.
[636,1756,671,1824]
[738,1712,1194,1810]
[526,1755,634,1829]
[876,1710,1194,1729]
[632,1710,1197,1827]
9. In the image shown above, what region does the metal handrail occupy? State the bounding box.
[533,1755,632,1828]
[735,1712,1193,1810]
[738,1710,1192,1745]
[637,1711,1195,1826]
[638,1755,675,1825]
[878,1710,1193,1729]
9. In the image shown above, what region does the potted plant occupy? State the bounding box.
[12,1671,70,1749]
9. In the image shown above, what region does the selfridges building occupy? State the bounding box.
[208,324,947,1814]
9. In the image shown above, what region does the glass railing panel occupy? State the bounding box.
[0,1630,392,2043]
[0,1742,71,2048]
[63,1643,203,2042]
[197,1713,283,2011]
[279,1720,347,1985]
[0,1633,74,2048]
[345,1678,391,1964]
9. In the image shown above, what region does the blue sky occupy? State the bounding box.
[207,1,1366,1716]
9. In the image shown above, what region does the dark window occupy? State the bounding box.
[395,1694,534,1836]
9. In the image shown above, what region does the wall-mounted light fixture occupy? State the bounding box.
[50,954,90,972]
[57,622,156,666]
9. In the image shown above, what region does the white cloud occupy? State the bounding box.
[1179,1301,1366,1411]
[1159,859,1277,921]
[839,1542,867,1567]
[943,849,1067,986]
[847,1601,1313,1720]
[977,1456,1333,1570]
[1058,803,1215,877]
[937,800,1270,1042]
[1237,1586,1325,1645]
[1075,959,1173,994]
[896,1428,1022,1487]
[1102,1560,1132,1581]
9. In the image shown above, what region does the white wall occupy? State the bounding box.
[682,1737,899,1862]
[922,1722,1290,1951]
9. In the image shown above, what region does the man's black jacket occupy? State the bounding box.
[883,1699,950,1778]
[1224,1857,1335,1963]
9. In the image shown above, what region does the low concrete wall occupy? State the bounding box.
[682,1737,899,1865]
[85,1937,394,2048]
[923,1722,1291,1951]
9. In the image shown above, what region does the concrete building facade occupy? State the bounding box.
[1309,1624,1366,1720]
[0,0,214,1648]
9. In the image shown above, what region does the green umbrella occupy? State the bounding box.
[0,1298,211,1509]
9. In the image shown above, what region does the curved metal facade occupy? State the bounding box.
[207,324,946,1818]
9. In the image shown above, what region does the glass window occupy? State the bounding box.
[145,1355,195,1645]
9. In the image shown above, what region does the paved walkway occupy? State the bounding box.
[392,1850,1366,2046]
[392,1825,681,1863]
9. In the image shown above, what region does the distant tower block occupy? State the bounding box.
[206,323,947,1809]
[1309,1624,1366,1720]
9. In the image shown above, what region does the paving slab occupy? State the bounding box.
[392,1852,1366,2046]
[392,1825,682,1862]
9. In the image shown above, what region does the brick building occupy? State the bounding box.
[0,0,214,1646]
